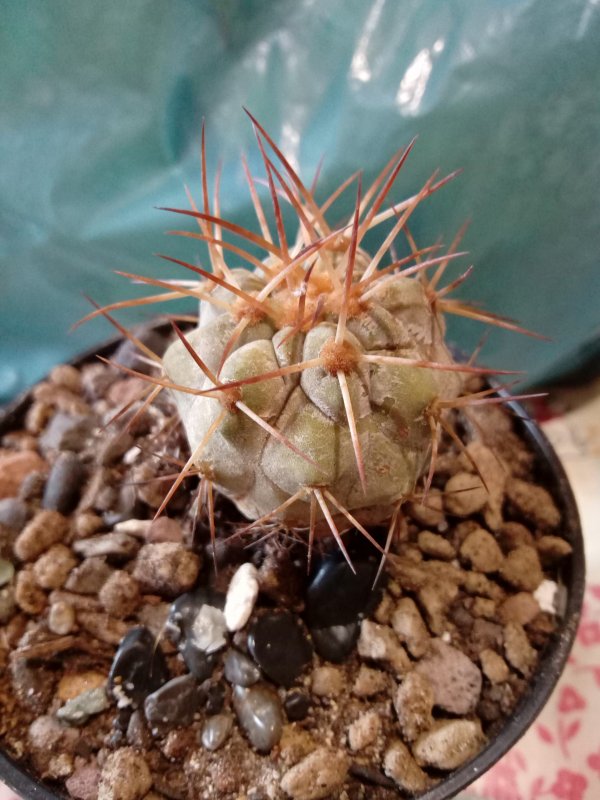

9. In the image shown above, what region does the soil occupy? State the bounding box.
[0,347,573,800]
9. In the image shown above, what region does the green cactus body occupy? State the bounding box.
[162,256,461,529]
[91,118,518,549]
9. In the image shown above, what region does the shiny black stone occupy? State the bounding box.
[144,674,204,731]
[349,763,396,788]
[310,621,360,663]
[284,691,310,721]
[248,612,313,688]
[305,555,383,628]
[108,626,169,707]
[204,681,226,715]
[182,640,219,681]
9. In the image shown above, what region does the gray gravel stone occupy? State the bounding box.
[233,684,284,753]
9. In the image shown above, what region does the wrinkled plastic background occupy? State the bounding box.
[1,0,599,402]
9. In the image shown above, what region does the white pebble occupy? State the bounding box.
[534,579,558,614]
[224,562,259,632]
[191,605,228,653]
[114,519,152,537]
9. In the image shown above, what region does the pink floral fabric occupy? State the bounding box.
[470,584,600,800]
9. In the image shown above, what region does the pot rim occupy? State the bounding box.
[0,326,586,800]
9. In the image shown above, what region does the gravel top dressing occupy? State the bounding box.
[0,352,573,800]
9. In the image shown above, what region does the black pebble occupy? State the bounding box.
[182,641,219,681]
[204,681,226,715]
[166,587,225,646]
[310,621,360,664]
[349,763,396,789]
[144,673,204,731]
[108,626,169,707]
[42,451,85,514]
[305,554,383,628]
[248,611,313,688]
[284,691,310,721]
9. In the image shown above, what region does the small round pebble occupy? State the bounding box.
[42,451,85,514]
[444,472,488,516]
[48,600,77,635]
[417,530,455,560]
[280,747,349,800]
[311,666,344,698]
[108,626,169,707]
[97,747,152,800]
[284,691,311,721]
[144,674,204,731]
[201,713,233,751]
[132,542,201,598]
[15,567,47,614]
[394,672,434,742]
[248,611,313,687]
[224,562,259,632]
[480,648,510,684]
[347,710,381,751]
[99,571,141,617]
[32,543,76,589]
[413,719,486,770]
[459,528,504,573]
[415,639,482,715]
[499,546,544,591]
[233,684,284,753]
[13,509,68,562]
[224,649,261,687]
[384,740,429,793]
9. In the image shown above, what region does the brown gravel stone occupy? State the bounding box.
[537,535,573,565]
[464,441,507,530]
[506,477,561,530]
[417,530,455,560]
[146,517,184,544]
[352,665,389,697]
[444,472,488,516]
[417,580,459,635]
[48,600,77,634]
[406,489,446,529]
[391,597,430,658]
[383,739,429,793]
[97,748,152,800]
[462,572,505,601]
[393,672,434,742]
[15,567,47,614]
[480,649,510,684]
[14,509,69,562]
[98,571,141,617]
[28,715,79,774]
[65,762,101,800]
[415,639,482,715]
[499,546,544,591]
[373,592,394,624]
[311,666,345,697]
[65,558,113,595]
[459,528,504,573]
[498,592,540,625]
[497,521,535,552]
[73,512,104,539]
[280,747,349,800]
[413,719,486,770]
[32,543,77,589]
[76,611,129,645]
[504,622,537,677]
[132,542,201,598]
[0,450,47,499]
[49,364,83,393]
[357,620,411,676]
[347,710,381,751]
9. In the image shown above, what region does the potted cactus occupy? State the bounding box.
[0,116,584,800]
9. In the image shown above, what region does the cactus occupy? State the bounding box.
[85,114,540,570]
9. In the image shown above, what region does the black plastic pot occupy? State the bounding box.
[0,330,585,800]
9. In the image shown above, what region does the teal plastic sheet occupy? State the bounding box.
[1,0,599,402]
